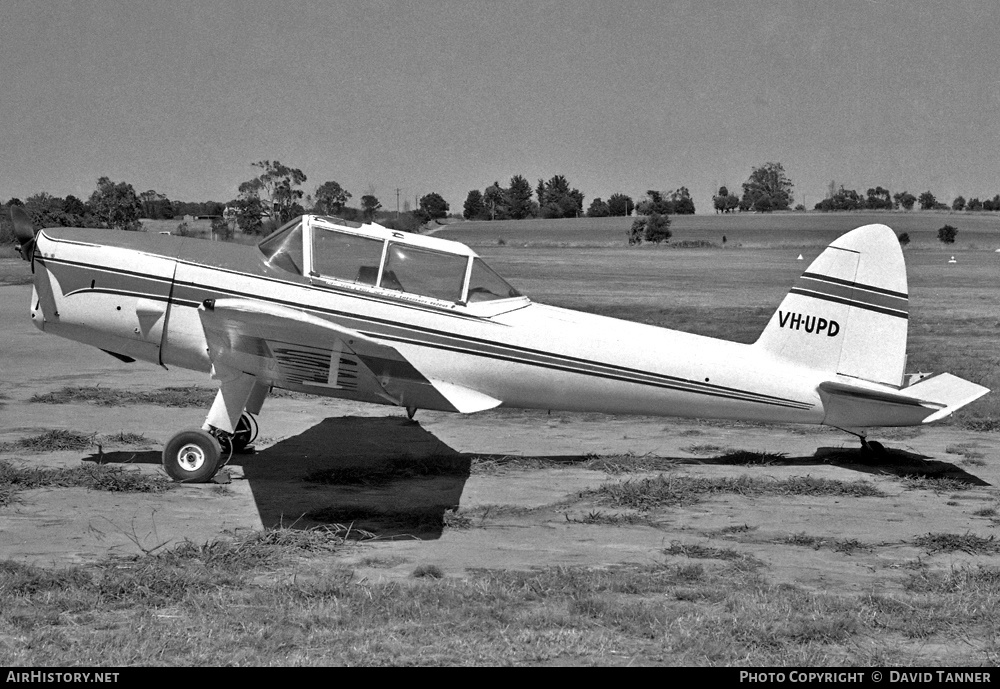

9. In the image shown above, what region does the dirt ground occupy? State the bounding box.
[2,275,999,593]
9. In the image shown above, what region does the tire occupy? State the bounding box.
[162,429,222,482]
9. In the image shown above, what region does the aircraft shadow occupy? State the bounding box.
[89,416,470,540]
[86,426,989,540]
[690,446,989,486]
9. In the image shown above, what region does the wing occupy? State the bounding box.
[197,298,502,414]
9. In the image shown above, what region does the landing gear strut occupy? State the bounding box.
[161,366,269,483]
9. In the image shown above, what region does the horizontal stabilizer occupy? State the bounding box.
[818,374,989,428]
[901,373,990,423]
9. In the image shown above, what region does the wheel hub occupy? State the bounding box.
[176,443,206,472]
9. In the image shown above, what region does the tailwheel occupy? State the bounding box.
[162,429,223,483]
[230,412,258,454]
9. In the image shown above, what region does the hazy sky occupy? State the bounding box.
[2,0,997,214]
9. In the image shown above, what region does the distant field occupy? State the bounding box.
[435,211,1000,250]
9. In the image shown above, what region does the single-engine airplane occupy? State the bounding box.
[10,209,989,482]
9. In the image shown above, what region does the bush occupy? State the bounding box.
[898,232,910,247]
[627,213,672,245]
[937,225,957,244]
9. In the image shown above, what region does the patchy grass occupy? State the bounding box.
[0,459,171,506]
[663,542,763,566]
[30,386,217,408]
[0,430,152,454]
[569,510,653,526]
[779,533,875,555]
[2,529,1000,664]
[588,474,886,511]
[714,450,788,465]
[913,533,999,555]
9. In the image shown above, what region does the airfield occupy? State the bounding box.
[2,212,1000,665]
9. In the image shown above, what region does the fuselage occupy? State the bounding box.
[28,222,827,425]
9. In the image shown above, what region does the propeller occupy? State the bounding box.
[10,206,37,261]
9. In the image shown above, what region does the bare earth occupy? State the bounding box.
[2,276,999,596]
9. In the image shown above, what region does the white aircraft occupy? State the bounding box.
[10,210,989,482]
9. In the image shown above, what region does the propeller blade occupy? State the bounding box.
[10,206,37,261]
[11,206,35,243]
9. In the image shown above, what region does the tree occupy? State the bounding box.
[361,194,381,221]
[89,177,142,231]
[893,191,916,210]
[952,196,966,212]
[314,181,351,216]
[419,192,449,220]
[587,198,610,217]
[507,175,534,219]
[815,186,864,211]
[741,162,794,212]
[483,183,507,220]
[937,225,957,244]
[918,191,937,210]
[865,186,892,210]
[238,160,307,226]
[607,193,633,217]
[463,190,486,220]
[635,190,670,216]
[967,197,983,211]
[670,187,695,215]
[540,175,583,218]
[713,186,739,214]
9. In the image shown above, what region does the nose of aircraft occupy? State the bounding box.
[10,206,38,260]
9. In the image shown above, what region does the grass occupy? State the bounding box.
[0,459,171,506]
[913,533,999,555]
[3,530,999,665]
[30,386,217,408]
[587,474,886,511]
[0,429,152,454]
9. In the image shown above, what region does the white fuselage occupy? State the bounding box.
[28,226,826,425]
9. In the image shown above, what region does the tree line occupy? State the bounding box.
[6,159,1000,247]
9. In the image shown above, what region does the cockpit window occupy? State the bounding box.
[381,243,467,302]
[467,258,522,302]
[312,229,385,285]
[258,219,303,274]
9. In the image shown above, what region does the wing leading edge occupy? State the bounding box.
[198,298,501,414]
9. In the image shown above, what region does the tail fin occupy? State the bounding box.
[754,224,908,387]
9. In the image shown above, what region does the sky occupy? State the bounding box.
[1,0,998,215]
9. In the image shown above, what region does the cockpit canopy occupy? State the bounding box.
[259,215,522,307]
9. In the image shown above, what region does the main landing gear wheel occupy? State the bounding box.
[162,429,222,483]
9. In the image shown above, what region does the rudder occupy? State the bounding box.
[754,224,908,387]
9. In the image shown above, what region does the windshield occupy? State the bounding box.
[466,258,522,302]
[258,219,303,274]
[381,243,468,302]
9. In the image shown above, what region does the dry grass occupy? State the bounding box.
[588,474,886,511]
[30,386,217,408]
[0,459,171,506]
